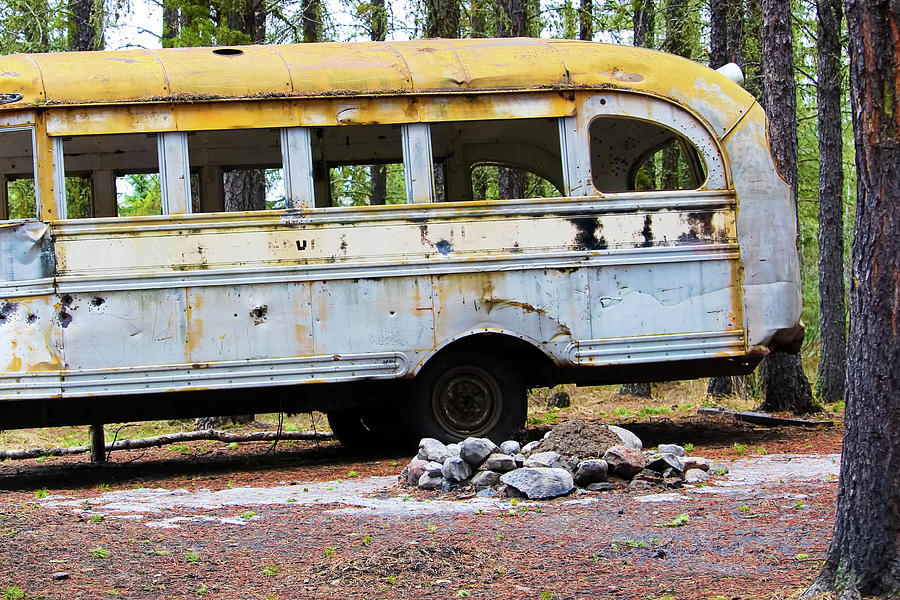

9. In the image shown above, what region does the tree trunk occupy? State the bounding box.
[757,0,815,414]
[162,0,179,47]
[814,0,846,405]
[706,0,745,398]
[425,0,460,37]
[807,0,900,595]
[303,0,322,42]
[579,0,592,40]
[633,0,654,48]
[709,0,743,68]
[741,0,763,101]
[496,0,526,199]
[68,0,102,51]
[370,0,387,41]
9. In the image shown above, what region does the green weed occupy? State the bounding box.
[90,547,110,559]
[184,551,200,563]
[612,407,633,418]
[656,513,689,528]
[323,546,335,558]
[33,488,48,500]
[3,586,24,600]
[88,515,104,523]
[262,565,280,576]
[170,445,191,453]
[732,443,749,455]
[683,443,695,452]
[638,406,671,418]
[239,511,256,519]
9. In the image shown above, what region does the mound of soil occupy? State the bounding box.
[537,418,622,463]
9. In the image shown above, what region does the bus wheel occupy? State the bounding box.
[410,353,526,443]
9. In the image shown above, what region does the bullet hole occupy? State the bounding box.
[0,301,17,323]
[435,239,453,255]
[90,297,105,307]
[61,294,74,306]
[26,313,37,323]
[251,305,268,325]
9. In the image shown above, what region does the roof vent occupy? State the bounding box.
[0,93,23,105]
[212,48,244,56]
[715,62,745,86]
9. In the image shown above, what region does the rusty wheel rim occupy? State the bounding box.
[431,365,502,438]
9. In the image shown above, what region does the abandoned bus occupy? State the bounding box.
[0,38,802,445]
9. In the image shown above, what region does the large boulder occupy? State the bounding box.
[603,445,646,478]
[404,459,428,486]
[500,440,521,456]
[460,437,499,466]
[608,425,643,450]
[482,453,517,472]
[500,467,574,499]
[418,438,452,463]
[418,472,444,490]
[471,470,502,488]
[441,457,472,483]
[658,444,685,457]
[524,451,569,470]
[646,453,685,474]
[574,459,608,485]
[521,441,541,455]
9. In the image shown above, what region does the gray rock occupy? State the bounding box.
[500,467,574,499]
[628,479,654,491]
[524,450,563,468]
[52,572,70,581]
[603,445,646,478]
[658,444,686,457]
[683,456,710,472]
[646,454,685,474]
[521,441,541,455]
[684,468,709,484]
[471,470,501,488]
[405,459,428,486]
[500,440,521,455]
[585,482,615,492]
[446,443,461,458]
[459,437,499,466]
[441,479,453,493]
[441,457,472,482]
[424,461,444,477]
[513,453,526,467]
[608,425,643,450]
[482,453,517,472]
[476,487,498,497]
[418,438,452,463]
[547,391,571,408]
[574,459,608,485]
[418,472,444,490]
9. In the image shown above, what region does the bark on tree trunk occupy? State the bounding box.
[497,0,526,37]
[633,0,654,48]
[807,0,900,594]
[579,0,592,40]
[425,0,460,37]
[814,0,846,405]
[709,0,743,68]
[303,0,322,42]
[706,0,745,398]
[758,0,815,414]
[162,0,179,47]
[741,0,763,101]
[68,0,101,50]
[223,170,266,211]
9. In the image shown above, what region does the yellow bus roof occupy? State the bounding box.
[0,38,754,136]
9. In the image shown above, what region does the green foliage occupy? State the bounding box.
[655,513,689,528]
[90,547,110,558]
[33,488,48,499]
[184,551,200,563]
[2,586,24,600]
[7,179,36,220]
[117,174,161,217]
[262,564,280,576]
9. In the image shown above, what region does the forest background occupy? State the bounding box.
[0,0,853,409]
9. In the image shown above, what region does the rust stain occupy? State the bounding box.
[6,356,22,371]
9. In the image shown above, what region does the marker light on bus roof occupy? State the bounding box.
[715,62,745,86]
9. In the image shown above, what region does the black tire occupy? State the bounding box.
[407,351,526,444]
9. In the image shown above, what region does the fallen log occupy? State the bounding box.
[0,429,333,461]
[697,407,834,427]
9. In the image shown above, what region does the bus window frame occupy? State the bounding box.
[0,125,41,221]
[572,93,728,196]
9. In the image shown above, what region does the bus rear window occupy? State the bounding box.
[0,128,37,220]
[589,116,707,193]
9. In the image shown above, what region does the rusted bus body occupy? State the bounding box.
[0,39,801,442]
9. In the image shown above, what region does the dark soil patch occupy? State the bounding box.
[532,418,621,463]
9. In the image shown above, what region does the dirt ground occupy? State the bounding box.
[0,396,843,600]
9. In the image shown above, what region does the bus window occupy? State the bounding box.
[60,133,162,217]
[589,116,707,193]
[0,128,37,220]
[429,118,563,202]
[188,128,285,213]
[311,124,405,207]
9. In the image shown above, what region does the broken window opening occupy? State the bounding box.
[589,116,707,193]
[0,128,37,220]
